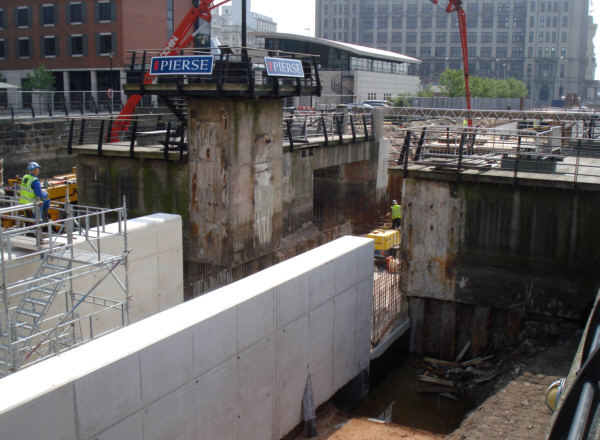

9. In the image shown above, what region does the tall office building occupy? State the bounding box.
[213,0,276,48]
[316,0,598,103]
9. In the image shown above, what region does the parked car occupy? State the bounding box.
[361,100,390,108]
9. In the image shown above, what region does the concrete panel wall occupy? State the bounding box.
[0,236,373,440]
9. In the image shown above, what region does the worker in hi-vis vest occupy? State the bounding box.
[391,199,402,229]
[19,161,49,221]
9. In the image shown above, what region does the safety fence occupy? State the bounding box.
[63,113,184,160]
[283,111,374,151]
[124,46,321,98]
[393,123,600,185]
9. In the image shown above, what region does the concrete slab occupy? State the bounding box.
[308,301,335,406]
[143,380,197,440]
[334,285,358,390]
[195,358,239,440]
[93,411,143,440]
[139,329,194,406]
[309,260,336,310]
[74,353,142,439]
[0,384,76,440]
[193,307,237,376]
[236,288,275,352]
[277,316,309,438]
[237,337,276,440]
[276,271,310,328]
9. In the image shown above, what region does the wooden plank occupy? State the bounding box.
[455,340,471,363]
[418,375,455,387]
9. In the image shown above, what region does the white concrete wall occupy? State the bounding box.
[354,71,420,102]
[0,236,374,440]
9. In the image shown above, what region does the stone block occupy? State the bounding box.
[308,301,335,406]
[276,271,310,328]
[193,307,237,376]
[237,337,276,440]
[0,384,76,440]
[309,260,336,310]
[139,328,194,406]
[74,353,142,439]
[195,357,239,440]
[94,411,143,440]
[333,286,357,390]
[143,380,197,440]
[236,289,274,352]
[277,316,309,438]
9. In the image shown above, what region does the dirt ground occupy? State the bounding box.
[291,321,580,440]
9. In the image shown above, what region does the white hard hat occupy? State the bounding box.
[392,200,397,205]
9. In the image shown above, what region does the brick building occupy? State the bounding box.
[0,0,192,108]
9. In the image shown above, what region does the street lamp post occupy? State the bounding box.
[109,52,113,113]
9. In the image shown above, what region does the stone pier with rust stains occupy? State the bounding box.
[186,98,284,266]
[396,166,600,358]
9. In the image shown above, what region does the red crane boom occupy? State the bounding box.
[111,0,231,140]
[430,0,472,124]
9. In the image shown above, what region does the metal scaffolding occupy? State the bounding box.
[0,194,129,377]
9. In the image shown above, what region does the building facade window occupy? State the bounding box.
[391,16,402,28]
[43,35,56,57]
[68,2,85,25]
[496,47,508,58]
[97,0,114,22]
[17,37,31,58]
[97,32,114,54]
[562,16,568,27]
[16,6,31,28]
[481,32,493,43]
[42,4,56,26]
[406,16,417,28]
[435,46,446,58]
[69,34,85,56]
[435,32,446,43]
[481,47,492,57]
[436,16,447,27]
[421,32,432,43]
[377,32,388,44]
[406,32,417,43]
[497,32,508,43]
[421,16,432,28]
[0,39,6,59]
[420,46,431,57]
[450,46,461,58]
[451,32,460,43]
[391,32,402,43]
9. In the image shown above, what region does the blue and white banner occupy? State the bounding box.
[150,55,214,75]
[264,57,305,78]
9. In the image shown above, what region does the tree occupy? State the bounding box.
[23,64,55,91]
[438,69,529,99]
[439,69,465,97]
[506,77,528,98]
[393,92,413,107]
[417,85,435,97]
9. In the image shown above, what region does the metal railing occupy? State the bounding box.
[283,111,374,151]
[124,46,321,97]
[0,90,130,120]
[393,124,600,185]
[548,290,600,439]
[64,113,186,160]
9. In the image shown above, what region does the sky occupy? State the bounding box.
[248,0,600,80]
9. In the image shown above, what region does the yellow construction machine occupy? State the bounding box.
[2,168,78,228]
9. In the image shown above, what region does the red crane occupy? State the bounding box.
[111,0,231,140]
[430,0,472,124]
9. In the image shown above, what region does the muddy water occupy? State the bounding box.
[352,355,475,435]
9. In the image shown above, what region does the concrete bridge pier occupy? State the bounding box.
[187,98,283,266]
